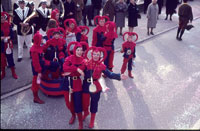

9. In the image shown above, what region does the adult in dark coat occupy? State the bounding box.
[157,0,163,14]
[144,0,151,14]
[128,0,139,32]
[103,0,116,21]
[83,0,94,26]
[165,0,178,20]
[93,0,102,17]
[176,0,193,41]
[63,0,75,20]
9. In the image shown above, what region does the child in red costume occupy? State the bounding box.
[82,46,127,128]
[120,32,138,78]
[62,41,88,129]
[92,15,110,47]
[1,12,18,80]
[64,18,82,43]
[103,21,118,72]
[51,8,61,27]
[30,31,45,104]
[78,25,89,43]
[42,28,66,80]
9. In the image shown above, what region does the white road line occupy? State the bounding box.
[1,84,31,100]
[191,119,200,129]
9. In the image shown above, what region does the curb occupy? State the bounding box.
[115,16,200,53]
[1,84,32,100]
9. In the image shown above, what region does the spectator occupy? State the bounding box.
[157,0,163,14]
[50,0,64,16]
[103,0,116,21]
[144,0,151,14]
[63,0,75,20]
[165,0,178,21]
[128,0,139,32]
[83,0,94,26]
[176,0,193,41]
[147,0,158,35]
[115,0,128,35]
[74,0,84,25]
[93,0,102,17]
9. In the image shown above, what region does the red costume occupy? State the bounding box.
[120,32,138,78]
[78,25,89,43]
[63,41,88,129]
[51,8,60,27]
[42,28,66,80]
[64,18,82,42]
[103,21,118,72]
[92,15,110,47]
[82,46,122,128]
[30,31,45,104]
[1,12,18,80]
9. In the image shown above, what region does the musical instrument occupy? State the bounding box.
[21,11,38,35]
[89,77,97,93]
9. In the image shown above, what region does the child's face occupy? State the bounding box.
[55,13,59,20]
[81,29,86,35]
[53,33,60,39]
[69,23,75,29]
[127,36,133,42]
[99,19,105,26]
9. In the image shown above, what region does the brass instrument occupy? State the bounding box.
[21,11,38,35]
[60,0,65,19]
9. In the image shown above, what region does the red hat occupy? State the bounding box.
[94,15,110,26]
[78,26,90,36]
[1,12,11,24]
[33,31,43,46]
[67,41,89,57]
[64,18,77,30]
[123,32,138,42]
[51,8,59,22]
[85,46,107,63]
[47,27,66,39]
[105,21,118,39]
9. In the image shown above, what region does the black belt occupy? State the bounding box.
[104,45,112,47]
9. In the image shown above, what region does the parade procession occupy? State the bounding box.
[1,0,200,130]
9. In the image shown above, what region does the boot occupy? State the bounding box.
[77,113,83,129]
[1,67,6,80]
[83,110,89,121]
[179,29,185,41]
[176,28,181,40]
[89,113,96,128]
[165,14,168,20]
[128,70,134,78]
[69,111,76,124]
[11,67,18,79]
[33,91,45,104]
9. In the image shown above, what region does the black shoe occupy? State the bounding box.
[17,58,22,62]
[165,17,167,20]
[170,18,172,21]
[150,32,154,35]
[147,32,150,35]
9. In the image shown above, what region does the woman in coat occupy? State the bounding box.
[63,0,76,20]
[73,0,84,25]
[115,0,128,35]
[50,0,64,16]
[103,0,115,21]
[128,0,139,32]
[147,0,158,35]
[165,0,178,21]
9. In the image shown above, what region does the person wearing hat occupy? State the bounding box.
[13,0,34,62]
[120,32,138,78]
[30,31,45,104]
[176,0,193,41]
[42,28,66,80]
[1,12,18,80]
[36,0,50,35]
[81,46,127,128]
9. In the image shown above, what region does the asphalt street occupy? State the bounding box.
[1,16,200,129]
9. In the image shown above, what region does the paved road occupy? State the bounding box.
[1,0,200,95]
[1,17,200,129]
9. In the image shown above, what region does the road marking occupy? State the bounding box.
[1,84,31,100]
[191,119,200,129]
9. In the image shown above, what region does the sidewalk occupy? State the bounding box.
[1,0,200,95]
